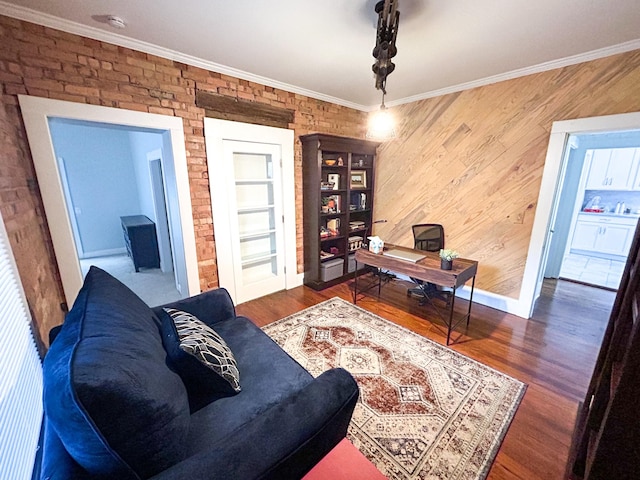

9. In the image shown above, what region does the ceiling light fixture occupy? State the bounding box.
[367,92,396,140]
[367,0,400,141]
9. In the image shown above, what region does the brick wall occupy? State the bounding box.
[0,15,368,345]
[0,84,64,346]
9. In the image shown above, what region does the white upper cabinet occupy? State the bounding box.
[585,148,638,190]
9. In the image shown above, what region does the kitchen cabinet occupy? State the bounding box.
[570,213,638,258]
[584,148,638,190]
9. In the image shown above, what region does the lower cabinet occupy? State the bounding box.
[570,214,638,258]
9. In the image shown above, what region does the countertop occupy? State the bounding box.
[579,211,640,219]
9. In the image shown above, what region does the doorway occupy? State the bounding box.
[521,111,640,317]
[46,119,182,306]
[204,119,300,304]
[18,95,200,306]
[545,133,640,290]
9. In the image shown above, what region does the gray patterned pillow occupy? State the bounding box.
[163,308,241,393]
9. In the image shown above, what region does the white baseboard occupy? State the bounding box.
[287,272,305,290]
[393,272,526,318]
[287,270,528,318]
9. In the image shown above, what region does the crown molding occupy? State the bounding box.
[2,1,638,113]
[0,1,368,111]
[386,39,640,108]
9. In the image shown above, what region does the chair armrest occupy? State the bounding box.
[153,288,236,326]
[150,368,359,480]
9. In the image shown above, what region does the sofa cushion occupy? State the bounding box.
[185,315,314,451]
[161,308,241,395]
[42,266,191,479]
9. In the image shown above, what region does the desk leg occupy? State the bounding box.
[466,275,476,326]
[377,269,382,297]
[447,287,456,346]
[353,260,359,304]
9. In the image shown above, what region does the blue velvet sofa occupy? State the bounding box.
[40,267,359,479]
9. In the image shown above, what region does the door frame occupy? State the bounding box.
[147,152,174,275]
[18,95,200,305]
[204,119,300,304]
[520,111,640,317]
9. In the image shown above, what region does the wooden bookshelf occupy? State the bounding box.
[301,134,380,290]
[565,219,640,479]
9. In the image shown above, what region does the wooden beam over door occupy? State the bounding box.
[196,91,295,129]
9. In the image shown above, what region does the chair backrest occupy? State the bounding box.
[412,224,444,252]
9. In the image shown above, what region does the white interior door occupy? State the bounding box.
[224,141,285,301]
[205,119,299,305]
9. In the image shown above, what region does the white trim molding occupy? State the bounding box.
[385,39,640,108]
[393,273,522,317]
[18,95,200,305]
[1,1,638,112]
[0,1,364,112]
[518,111,640,318]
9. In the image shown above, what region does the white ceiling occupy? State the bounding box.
[2,0,640,110]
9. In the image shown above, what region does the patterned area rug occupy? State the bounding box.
[262,298,526,480]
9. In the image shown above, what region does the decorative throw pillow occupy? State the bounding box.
[162,308,241,394]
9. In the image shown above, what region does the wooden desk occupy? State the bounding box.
[354,245,478,345]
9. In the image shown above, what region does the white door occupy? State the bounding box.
[205,119,298,305]
[224,141,286,301]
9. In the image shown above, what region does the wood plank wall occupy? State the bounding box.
[373,49,640,299]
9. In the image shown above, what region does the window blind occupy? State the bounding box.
[0,213,43,480]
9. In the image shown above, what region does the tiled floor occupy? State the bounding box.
[559,252,626,289]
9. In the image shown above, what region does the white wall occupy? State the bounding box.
[128,130,164,223]
[48,119,141,257]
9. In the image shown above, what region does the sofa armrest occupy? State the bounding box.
[40,418,94,480]
[153,288,236,327]
[149,368,359,480]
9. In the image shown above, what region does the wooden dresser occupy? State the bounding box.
[120,215,160,272]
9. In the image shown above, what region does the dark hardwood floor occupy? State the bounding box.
[236,275,615,480]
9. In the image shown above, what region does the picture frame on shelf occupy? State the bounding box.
[322,194,341,213]
[327,173,340,190]
[350,170,367,189]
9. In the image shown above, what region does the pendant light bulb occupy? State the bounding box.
[366,94,396,141]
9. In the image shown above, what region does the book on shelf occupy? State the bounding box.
[350,192,367,210]
[349,221,365,231]
[327,218,340,235]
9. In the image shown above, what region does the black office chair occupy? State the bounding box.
[408,224,449,304]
